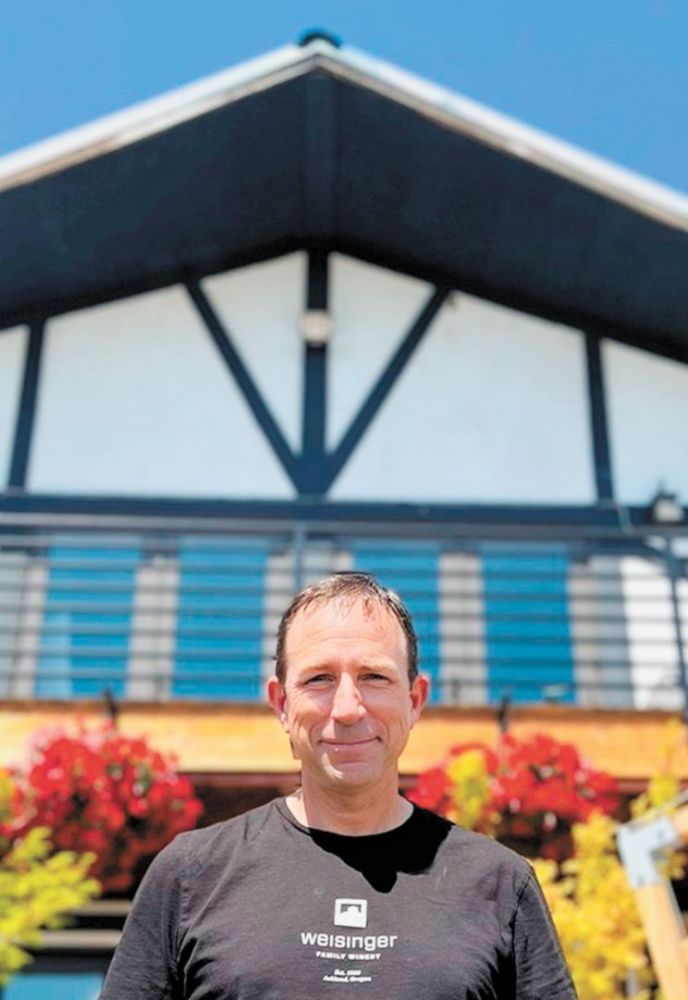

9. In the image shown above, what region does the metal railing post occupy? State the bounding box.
[665,538,688,712]
[293,524,306,594]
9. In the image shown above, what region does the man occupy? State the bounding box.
[100,573,576,999]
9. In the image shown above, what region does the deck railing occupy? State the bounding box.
[0,514,686,710]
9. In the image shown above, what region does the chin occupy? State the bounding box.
[322,761,380,786]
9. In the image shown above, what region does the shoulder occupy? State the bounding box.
[176,798,280,868]
[448,823,531,874]
[145,799,281,884]
[412,805,533,894]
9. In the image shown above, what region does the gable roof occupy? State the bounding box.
[1,37,687,358]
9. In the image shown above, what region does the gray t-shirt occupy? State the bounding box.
[99,798,576,999]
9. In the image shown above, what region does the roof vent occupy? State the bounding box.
[298,29,342,49]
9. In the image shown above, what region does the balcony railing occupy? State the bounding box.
[0,514,686,710]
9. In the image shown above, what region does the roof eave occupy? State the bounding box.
[1,39,687,234]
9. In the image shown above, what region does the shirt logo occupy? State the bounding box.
[334,898,368,928]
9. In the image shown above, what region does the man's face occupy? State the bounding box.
[267,598,428,793]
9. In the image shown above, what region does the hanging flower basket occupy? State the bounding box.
[408,732,619,860]
[0,768,100,984]
[9,722,203,893]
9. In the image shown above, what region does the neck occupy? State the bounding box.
[285,777,412,835]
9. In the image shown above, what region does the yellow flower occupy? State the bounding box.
[445,750,495,832]
[0,771,100,984]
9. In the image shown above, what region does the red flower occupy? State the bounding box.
[406,766,451,812]
[408,731,619,862]
[11,723,203,893]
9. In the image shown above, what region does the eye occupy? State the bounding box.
[361,671,390,683]
[303,673,332,686]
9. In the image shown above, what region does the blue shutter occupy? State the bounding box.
[482,548,574,704]
[172,539,267,699]
[37,544,139,698]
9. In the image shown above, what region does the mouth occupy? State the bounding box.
[320,737,379,749]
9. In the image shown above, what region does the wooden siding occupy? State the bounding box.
[0,701,684,782]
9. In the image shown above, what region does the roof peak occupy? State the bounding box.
[298,28,342,49]
[0,38,686,231]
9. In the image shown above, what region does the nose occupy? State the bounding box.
[330,674,366,724]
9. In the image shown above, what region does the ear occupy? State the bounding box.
[409,673,430,726]
[266,675,290,732]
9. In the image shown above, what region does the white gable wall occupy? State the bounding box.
[201,253,305,452]
[28,286,295,498]
[327,255,432,449]
[604,340,688,506]
[330,290,595,503]
[13,252,688,508]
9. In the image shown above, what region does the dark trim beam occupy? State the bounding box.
[186,280,301,490]
[8,320,45,489]
[299,251,329,493]
[584,333,614,501]
[326,287,449,490]
[306,248,329,310]
[303,74,336,238]
[0,491,673,533]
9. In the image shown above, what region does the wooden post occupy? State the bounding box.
[634,883,688,999]
[618,804,688,1000]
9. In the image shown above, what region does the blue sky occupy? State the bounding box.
[1,1,687,192]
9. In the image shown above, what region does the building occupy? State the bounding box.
[1,31,688,996]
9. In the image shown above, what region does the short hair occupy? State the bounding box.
[275,572,418,684]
